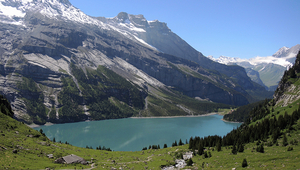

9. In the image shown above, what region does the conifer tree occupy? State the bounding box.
[186,158,193,166]
[172,141,178,147]
[238,143,244,152]
[256,144,264,153]
[272,127,280,144]
[198,143,204,155]
[242,158,248,167]
[232,144,237,154]
[202,151,208,158]
[283,133,288,146]
[179,139,183,146]
[188,137,193,149]
[208,151,212,158]
[216,140,221,152]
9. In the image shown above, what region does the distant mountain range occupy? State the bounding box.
[208,44,300,91]
[0,0,272,124]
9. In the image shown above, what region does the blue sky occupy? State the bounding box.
[69,0,300,59]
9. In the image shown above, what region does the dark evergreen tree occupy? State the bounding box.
[163,144,168,148]
[238,143,244,152]
[0,95,14,118]
[242,158,248,167]
[202,151,208,158]
[179,139,183,146]
[152,145,158,149]
[256,144,264,153]
[186,158,193,166]
[231,144,237,154]
[52,137,56,142]
[172,140,178,147]
[272,127,280,144]
[282,133,288,146]
[197,143,204,155]
[216,140,221,152]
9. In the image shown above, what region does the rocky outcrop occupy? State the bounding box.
[55,154,87,165]
[274,51,300,106]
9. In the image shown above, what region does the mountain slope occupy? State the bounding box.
[0,0,272,124]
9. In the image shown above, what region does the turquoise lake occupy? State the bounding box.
[34,114,241,151]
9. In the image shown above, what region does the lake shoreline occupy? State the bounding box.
[131,112,217,119]
[221,119,243,124]
[27,122,55,128]
[27,112,221,128]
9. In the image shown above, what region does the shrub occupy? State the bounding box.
[256,144,264,153]
[287,146,293,151]
[186,158,193,166]
[242,158,248,167]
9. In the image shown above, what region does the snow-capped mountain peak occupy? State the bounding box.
[0,0,108,27]
[272,46,290,58]
[209,55,247,65]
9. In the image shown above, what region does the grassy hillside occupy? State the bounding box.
[1,104,300,169]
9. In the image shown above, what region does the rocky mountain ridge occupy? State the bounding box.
[274,50,300,107]
[209,44,300,90]
[0,0,272,124]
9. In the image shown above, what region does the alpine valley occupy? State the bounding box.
[0,0,273,125]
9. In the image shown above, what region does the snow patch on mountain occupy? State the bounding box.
[248,56,292,67]
[133,35,158,51]
[210,55,293,68]
[209,45,300,68]
[0,1,25,18]
[209,55,247,65]
[118,22,146,32]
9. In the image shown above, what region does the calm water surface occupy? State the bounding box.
[34,114,241,151]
